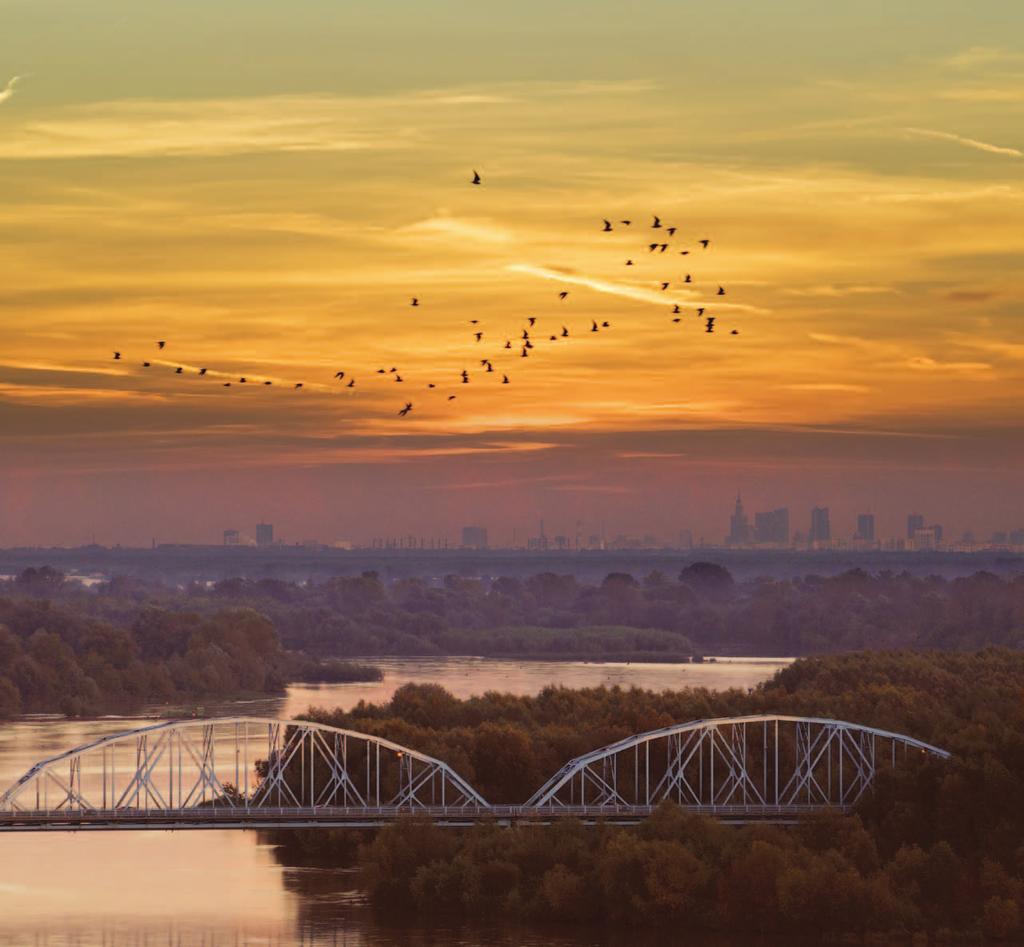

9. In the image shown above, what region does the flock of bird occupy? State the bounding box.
[110,170,739,418]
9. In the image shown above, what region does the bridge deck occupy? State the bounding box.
[0,804,847,831]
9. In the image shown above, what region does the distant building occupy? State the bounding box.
[727,494,751,545]
[255,523,274,546]
[754,508,789,545]
[809,507,831,544]
[907,513,925,540]
[855,514,875,543]
[912,526,939,550]
[461,526,488,549]
[223,529,240,546]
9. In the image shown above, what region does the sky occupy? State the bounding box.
[0,1,1022,547]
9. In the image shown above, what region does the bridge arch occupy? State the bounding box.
[525,714,950,811]
[0,717,488,814]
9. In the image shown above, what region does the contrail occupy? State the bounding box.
[0,75,24,106]
[905,126,1022,158]
[508,264,769,313]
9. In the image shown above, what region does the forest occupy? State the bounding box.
[6,562,1024,660]
[284,649,1024,939]
[0,583,378,717]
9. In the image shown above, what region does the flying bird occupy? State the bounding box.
[591,320,599,333]
[471,169,481,185]
[652,216,662,229]
[558,291,569,300]
[697,308,705,316]
[239,377,247,383]
[394,374,404,382]
[528,317,536,326]
[667,227,677,236]
[113,352,121,360]
[474,332,483,342]
[659,244,668,252]
[157,341,166,350]
[731,329,739,335]
[334,372,345,380]
[601,321,610,328]
[625,259,634,266]
[199,368,208,376]
[502,374,509,384]
[660,282,670,291]
[294,383,304,389]
[346,379,355,388]
[620,219,632,226]
[504,340,512,349]
[700,239,710,248]
[142,361,150,367]
[175,367,183,374]
[264,381,272,385]
[561,326,569,337]
[705,317,715,333]
[602,219,613,232]
[672,305,681,314]
[410,297,419,307]
[648,243,658,252]
[684,274,692,283]
[521,347,529,357]
[448,395,457,401]
[399,402,413,416]
[717,286,726,296]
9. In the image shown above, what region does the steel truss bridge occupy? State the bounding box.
[0,715,950,832]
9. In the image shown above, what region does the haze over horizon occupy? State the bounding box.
[1,1,1022,547]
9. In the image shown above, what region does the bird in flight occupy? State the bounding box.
[521,347,529,357]
[700,239,710,248]
[705,317,715,333]
[502,374,509,384]
[697,308,705,316]
[648,243,658,252]
[398,402,413,416]
[264,381,272,386]
[346,379,355,388]
[658,244,668,252]
[684,274,692,283]
[223,382,231,388]
[667,227,677,236]
[472,170,481,185]
[199,368,208,376]
[528,317,536,326]
[461,370,469,383]
[239,377,247,384]
[660,282,670,291]
[601,321,610,328]
[448,395,457,401]
[625,259,634,266]
[558,291,569,300]
[113,352,121,360]
[561,326,569,337]
[620,219,632,226]
[672,305,681,314]
[294,383,304,389]
[335,371,345,380]
[175,367,183,374]
[410,297,419,307]
[717,286,726,296]
[679,250,690,256]
[602,219,613,232]
[142,361,150,367]
[157,341,166,350]
[474,332,483,342]
[731,329,739,335]
[591,320,599,333]
[652,215,662,229]
[504,340,512,349]
[394,374,404,382]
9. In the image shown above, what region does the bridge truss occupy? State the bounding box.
[0,714,950,830]
[0,717,487,820]
[525,714,950,811]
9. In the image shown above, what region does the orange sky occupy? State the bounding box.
[0,2,1022,545]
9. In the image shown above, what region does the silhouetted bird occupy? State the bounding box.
[620,219,632,226]
[602,321,610,328]
[525,340,533,349]
[294,383,304,389]
[474,332,483,342]
[672,305,681,314]
[461,370,469,383]
[175,367,183,374]
[679,250,689,256]
[626,259,634,266]
[335,372,345,379]
[522,330,529,340]
[142,361,150,367]
[697,308,705,316]
[428,383,436,389]
[558,291,568,300]
[502,374,509,384]
[504,340,512,349]
[700,239,710,248]
[591,320,599,332]
[672,317,681,324]
[239,377,247,383]
[667,227,677,236]
[648,243,658,252]
[521,347,529,357]
[472,170,481,185]
[717,286,726,296]
[448,395,456,401]
[528,317,536,326]
[399,402,413,416]
[377,368,386,374]
[652,215,662,228]
[731,329,739,335]
[346,379,355,388]
[395,374,403,382]
[684,274,692,283]
[223,382,231,387]
[157,341,166,350]
[264,381,272,385]
[705,317,715,333]
[660,282,670,290]
[659,244,668,252]
[199,368,207,376]
[485,361,494,372]
[561,326,569,337]
[389,367,397,373]
[113,352,121,360]
[549,335,557,341]
[410,298,419,307]
[470,319,479,324]
[602,219,612,232]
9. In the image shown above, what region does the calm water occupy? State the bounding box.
[0,657,789,947]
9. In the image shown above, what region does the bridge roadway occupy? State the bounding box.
[0,803,837,832]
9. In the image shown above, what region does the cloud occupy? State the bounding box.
[904,127,1022,158]
[905,356,992,374]
[508,264,769,314]
[943,47,1023,70]
[781,383,871,393]
[784,284,897,298]
[0,75,23,106]
[399,216,514,245]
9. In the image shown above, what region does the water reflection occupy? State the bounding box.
[0,658,788,947]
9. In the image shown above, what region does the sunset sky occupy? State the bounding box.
[1,1,1022,546]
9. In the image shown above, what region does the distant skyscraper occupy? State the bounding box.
[754,508,789,545]
[461,525,488,549]
[809,507,831,544]
[855,514,875,543]
[727,493,751,545]
[223,529,240,546]
[255,523,274,546]
[907,513,924,539]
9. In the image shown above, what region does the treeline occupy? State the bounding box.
[9,562,1024,657]
[294,650,1024,938]
[0,591,376,717]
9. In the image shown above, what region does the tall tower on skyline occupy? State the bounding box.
[809,507,831,545]
[728,492,750,545]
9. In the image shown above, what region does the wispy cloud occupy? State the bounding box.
[943,47,1023,70]
[781,383,872,393]
[508,264,769,313]
[0,75,23,106]
[904,127,1022,158]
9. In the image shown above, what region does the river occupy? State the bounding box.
[0,656,789,946]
